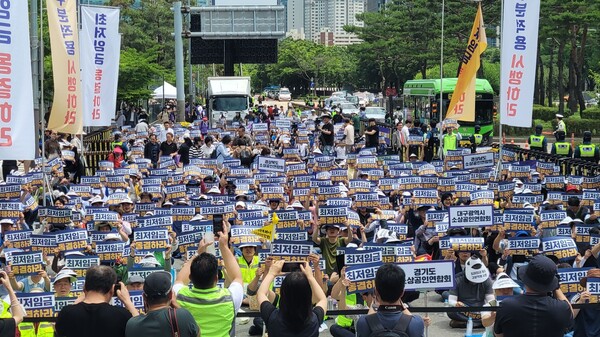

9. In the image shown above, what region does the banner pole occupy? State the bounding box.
[40,0,47,207]
[423,290,429,337]
[495,0,505,181]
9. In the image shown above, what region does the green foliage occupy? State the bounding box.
[581,107,600,120]
[117,48,168,102]
[532,105,560,121]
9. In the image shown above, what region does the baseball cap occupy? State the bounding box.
[53,268,77,285]
[143,271,172,298]
[492,272,519,290]
[127,275,145,285]
[518,255,559,292]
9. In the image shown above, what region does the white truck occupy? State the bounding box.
[207,76,252,127]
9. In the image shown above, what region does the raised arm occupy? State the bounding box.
[219,222,242,286]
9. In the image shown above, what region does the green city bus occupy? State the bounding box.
[402,78,495,146]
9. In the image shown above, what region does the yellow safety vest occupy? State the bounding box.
[335,294,357,328]
[177,286,235,337]
[237,255,259,285]
[555,142,571,155]
[443,134,457,154]
[579,144,595,158]
[473,134,483,145]
[19,322,54,337]
[529,135,545,149]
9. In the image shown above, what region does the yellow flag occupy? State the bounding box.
[252,223,275,242]
[46,0,84,134]
[271,212,280,225]
[445,3,487,122]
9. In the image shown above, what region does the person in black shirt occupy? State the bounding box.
[258,260,327,337]
[494,255,573,337]
[364,118,379,149]
[144,134,161,168]
[319,114,335,155]
[159,132,178,158]
[178,136,193,166]
[56,265,139,337]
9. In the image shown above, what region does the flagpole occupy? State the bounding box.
[495,0,504,180]
[40,0,47,206]
[440,0,445,121]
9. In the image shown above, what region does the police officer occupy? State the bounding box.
[554,114,566,141]
[528,124,548,153]
[574,131,599,163]
[469,125,483,153]
[551,131,572,157]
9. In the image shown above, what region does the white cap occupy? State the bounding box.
[313,148,322,154]
[0,219,13,225]
[256,200,267,206]
[162,200,174,206]
[89,195,104,205]
[207,186,221,194]
[556,114,564,118]
[492,272,519,290]
[64,251,84,257]
[290,200,304,209]
[140,255,161,267]
[235,201,246,209]
[120,197,134,205]
[190,214,205,221]
[465,256,490,283]
[104,233,121,241]
[53,268,78,285]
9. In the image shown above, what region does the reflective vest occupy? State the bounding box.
[529,135,545,149]
[111,141,123,150]
[473,133,483,145]
[443,134,457,154]
[177,286,235,337]
[579,144,596,158]
[237,255,259,285]
[335,294,357,328]
[554,142,571,155]
[558,120,566,133]
[19,322,54,337]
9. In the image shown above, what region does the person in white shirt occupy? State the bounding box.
[200,136,216,158]
[342,119,355,154]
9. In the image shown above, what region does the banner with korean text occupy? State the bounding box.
[445,3,487,122]
[46,0,84,134]
[0,1,35,159]
[80,6,121,127]
[500,0,541,127]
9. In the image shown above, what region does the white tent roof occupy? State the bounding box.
[153,82,177,99]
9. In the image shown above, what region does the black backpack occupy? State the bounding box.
[210,148,219,159]
[365,313,412,337]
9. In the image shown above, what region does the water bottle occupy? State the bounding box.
[327,296,334,310]
[465,317,473,337]
[444,299,450,307]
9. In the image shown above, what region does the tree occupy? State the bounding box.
[117,48,169,102]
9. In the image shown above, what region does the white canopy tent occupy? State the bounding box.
[152,81,178,100]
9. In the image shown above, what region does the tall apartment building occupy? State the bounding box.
[286,0,305,39]
[304,0,364,45]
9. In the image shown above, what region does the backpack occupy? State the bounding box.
[210,148,219,159]
[365,313,412,337]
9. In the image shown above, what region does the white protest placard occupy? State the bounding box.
[448,205,493,228]
[257,156,286,173]
[399,260,455,290]
[462,152,495,170]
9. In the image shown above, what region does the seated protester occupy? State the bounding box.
[257,260,327,337]
[126,275,145,292]
[403,205,429,239]
[356,264,425,337]
[174,224,244,337]
[246,257,278,336]
[55,265,139,337]
[572,221,600,268]
[493,229,531,282]
[571,268,600,337]
[312,221,353,276]
[447,256,494,329]
[493,255,573,337]
[54,268,78,297]
[125,271,199,337]
[330,267,374,337]
[237,242,261,305]
[415,208,439,256]
[0,271,24,337]
[567,196,589,222]
[8,267,51,293]
[481,273,520,337]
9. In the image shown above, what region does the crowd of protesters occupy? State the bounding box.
[0,100,599,337]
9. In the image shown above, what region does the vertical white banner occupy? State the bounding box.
[500,0,541,128]
[0,1,35,159]
[81,6,121,127]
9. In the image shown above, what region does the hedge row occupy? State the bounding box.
[580,108,600,120]
[532,104,576,121]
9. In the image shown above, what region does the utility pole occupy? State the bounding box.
[30,0,41,152]
[174,1,186,122]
